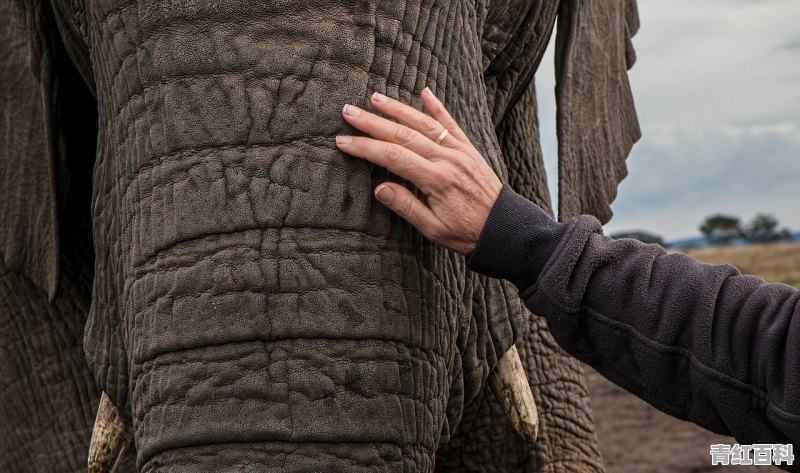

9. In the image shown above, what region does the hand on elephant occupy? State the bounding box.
[336,88,503,256]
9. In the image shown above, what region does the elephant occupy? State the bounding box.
[0,0,640,471]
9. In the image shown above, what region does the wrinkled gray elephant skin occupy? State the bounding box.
[0,0,639,471]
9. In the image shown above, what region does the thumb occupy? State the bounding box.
[375,183,442,241]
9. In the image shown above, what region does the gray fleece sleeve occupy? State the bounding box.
[467,184,800,467]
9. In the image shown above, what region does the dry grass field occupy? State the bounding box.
[685,242,800,289]
[585,241,799,472]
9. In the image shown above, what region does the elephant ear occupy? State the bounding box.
[0,1,61,300]
[0,0,94,301]
[555,0,641,223]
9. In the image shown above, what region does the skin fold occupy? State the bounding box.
[0,0,639,471]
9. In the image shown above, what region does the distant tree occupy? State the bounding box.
[700,214,743,246]
[611,231,666,247]
[745,213,792,243]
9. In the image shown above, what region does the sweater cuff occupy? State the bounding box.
[466,184,567,292]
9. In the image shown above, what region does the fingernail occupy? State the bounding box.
[375,185,395,204]
[335,135,352,144]
[372,92,389,104]
[343,104,360,117]
[422,87,434,99]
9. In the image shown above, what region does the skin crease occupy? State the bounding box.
[336,88,502,256]
[2,0,646,470]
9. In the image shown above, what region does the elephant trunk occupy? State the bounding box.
[132,337,445,470]
[82,2,530,470]
[88,351,537,473]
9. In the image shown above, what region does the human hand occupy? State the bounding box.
[336,88,503,256]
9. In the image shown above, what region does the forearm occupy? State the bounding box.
[467,184,800,450]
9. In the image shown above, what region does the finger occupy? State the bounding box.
[368,92,459,148]
[335,135,437,190]
[341,103,446,160]
[374,183,444,241]
[420,87,470,144]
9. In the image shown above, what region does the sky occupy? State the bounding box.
[535,0,800,241]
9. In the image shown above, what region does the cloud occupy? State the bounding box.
[776,39,800,52]
[604,124,800,240]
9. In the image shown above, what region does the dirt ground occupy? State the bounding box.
[585,365,778,472]
[582,241,800,472]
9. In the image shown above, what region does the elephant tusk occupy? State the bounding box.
[88,392,133,473]
[489,345,539,442]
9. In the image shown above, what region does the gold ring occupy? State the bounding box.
[434,128,449,145]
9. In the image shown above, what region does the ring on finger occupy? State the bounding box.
[434,128,449,145]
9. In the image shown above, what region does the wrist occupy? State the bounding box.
[466,184,566,291]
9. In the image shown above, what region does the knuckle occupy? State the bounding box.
[424,116,441,133]
[385,144,403,164]
[438,173,457,193]
[450,155,472,174]
[446,119,466,137]
[435,150,455,164]
[397,196,415,217]
[393,125,416,144]
[427,151,449,163]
